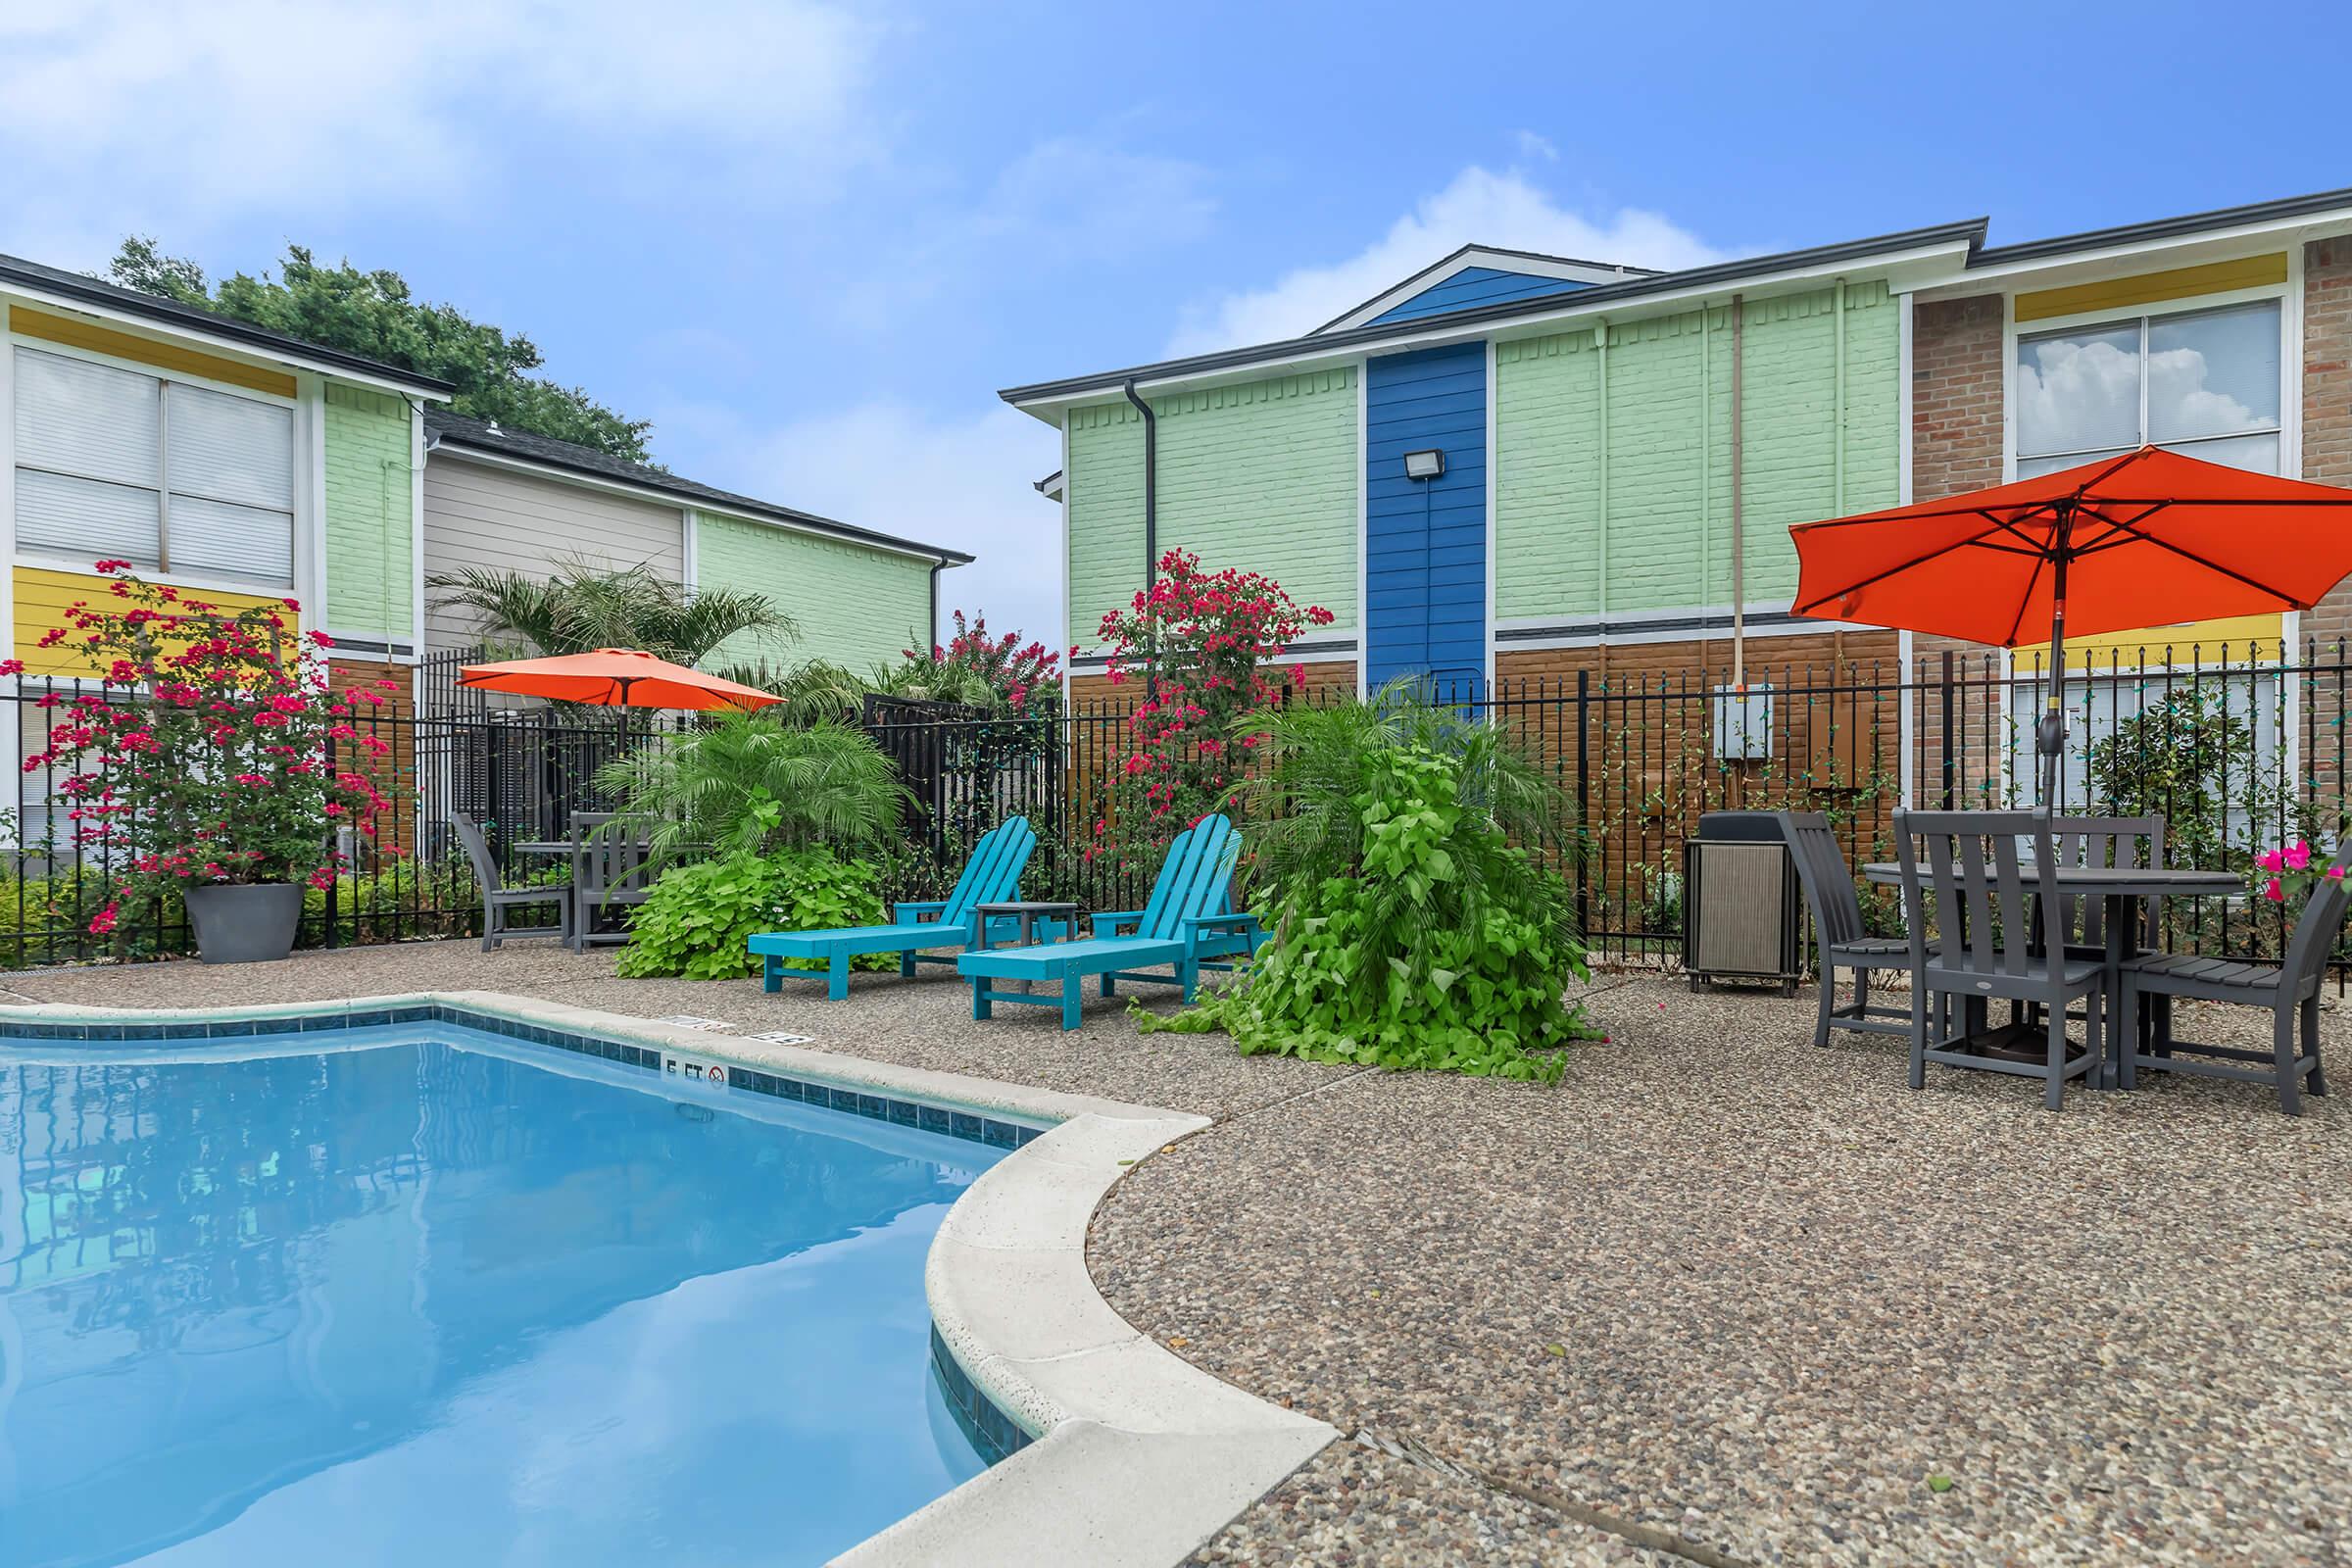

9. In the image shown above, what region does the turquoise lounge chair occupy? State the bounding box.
[748,817,1038,1000]
[958,814,1266,1030]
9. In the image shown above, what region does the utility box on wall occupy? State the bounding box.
[1711,684,1774,760]
[1682,810,1803,992]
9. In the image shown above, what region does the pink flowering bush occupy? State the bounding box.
[901,611,1061,716]
[23,564,398,937]
[2255,835,2345,906]
[1091,549,1333,867]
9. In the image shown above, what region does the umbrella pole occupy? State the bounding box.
[2036,505,2075,808]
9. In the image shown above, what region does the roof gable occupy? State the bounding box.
[1312,244,1657,335]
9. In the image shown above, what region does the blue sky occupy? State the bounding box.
[4,0,2347,653]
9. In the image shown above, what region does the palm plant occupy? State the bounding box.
[427,558,793,666]
[593,710,907,869]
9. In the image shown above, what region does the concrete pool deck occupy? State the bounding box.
[7,942,2349,1566]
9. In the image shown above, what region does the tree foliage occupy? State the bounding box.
[105,236,654,462]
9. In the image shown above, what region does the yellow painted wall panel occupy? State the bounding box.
[2013,254,2287,323]
[8,307,298,398]
[2034,612,2283,672]
[13,566,299,677]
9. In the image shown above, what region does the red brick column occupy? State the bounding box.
[2297,240,2352,800]
[1907,294,2011,803]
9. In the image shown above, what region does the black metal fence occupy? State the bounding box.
[3,640,2342,971]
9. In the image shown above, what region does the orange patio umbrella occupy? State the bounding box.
[457,647,779,743]
[1789,446,2352,800]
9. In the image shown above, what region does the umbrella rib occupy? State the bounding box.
[2003,550,2050,649]
[1791,513,2016,614]
[2096,516,2312,606]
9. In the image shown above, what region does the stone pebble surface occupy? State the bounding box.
[6,946,2347,1565]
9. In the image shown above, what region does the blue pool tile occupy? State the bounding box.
[950,1112,983,1142]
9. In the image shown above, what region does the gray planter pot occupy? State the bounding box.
[184,882,304,965]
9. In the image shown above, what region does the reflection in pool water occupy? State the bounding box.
[0,1026,1000,1567]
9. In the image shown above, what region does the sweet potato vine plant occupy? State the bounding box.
[23,562,398,938]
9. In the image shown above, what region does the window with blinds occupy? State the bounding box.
[12,346,297,587]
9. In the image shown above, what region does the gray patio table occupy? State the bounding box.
[1860,861,2241,1086]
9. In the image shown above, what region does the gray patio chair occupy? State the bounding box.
[2025,814,2167,1033]
[1893,808,2107,1110]
[2119,837,2352,1115]
[568,810,653,952]
[1777,810,1934,1048]
[454,814,572,952]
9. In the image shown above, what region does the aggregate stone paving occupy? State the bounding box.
[1098,978,2352,1566]
[10,948,2348,1564]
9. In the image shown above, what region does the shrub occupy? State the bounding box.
[1143,686,1592,1081]
[1092,549,1333,869]
[596,710,906,869]
[22,563,399,936]
[616,849,891,981]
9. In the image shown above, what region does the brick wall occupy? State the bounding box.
[2301,239,2352,651]
[2298,239,2352,798]
[328,658,417,862]
[1906,293,2009,800]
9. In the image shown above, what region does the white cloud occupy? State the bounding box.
[0,0,884,258]
[1166,165,1733,356]
[657,396,1066,655]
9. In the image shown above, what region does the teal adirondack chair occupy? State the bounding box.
[958,814,1266,1031]
[749,817,1038,1000]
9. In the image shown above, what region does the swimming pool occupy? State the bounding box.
[0,1017,1009,1567]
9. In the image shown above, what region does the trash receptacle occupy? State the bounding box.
[1682,810,1802,993]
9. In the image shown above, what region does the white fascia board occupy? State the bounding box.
[426,444,952,564]
[0,281,447,400]
[1917,210,2352,300]
[1011,236,1974,421]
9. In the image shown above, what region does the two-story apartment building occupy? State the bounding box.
[0,252,970,708]
[1008,186,2352,739]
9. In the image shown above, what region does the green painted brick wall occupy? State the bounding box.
[694,511,935,672]
[1494,280,1897,619]
[1065,367,1357,649]
[322,384,415,638]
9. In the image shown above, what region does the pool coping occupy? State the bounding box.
[0,989,1338,1568]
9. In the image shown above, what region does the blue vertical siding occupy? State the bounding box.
[1364,343,1486,696]
[1367,268,1592,326]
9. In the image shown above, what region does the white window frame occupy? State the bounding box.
[3,324,314,603]
[1994,257,2306,801]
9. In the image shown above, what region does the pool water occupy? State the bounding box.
[0,1024,1004,1567]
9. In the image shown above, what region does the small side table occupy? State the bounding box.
[974,901,1079,951]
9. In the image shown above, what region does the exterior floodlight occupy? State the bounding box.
[1402,448,1445,480]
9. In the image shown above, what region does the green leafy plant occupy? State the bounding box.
[616,849,890,980]
[426,558,792,667]
[1143,685,1593,1080]
[595,710,908,871]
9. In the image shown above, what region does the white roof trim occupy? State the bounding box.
[1013,234,1973,418]
[1312,246,1654,336]
[0,281,448,399]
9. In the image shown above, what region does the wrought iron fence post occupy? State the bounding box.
[323,727,339,950]
[1575,667,1591,943]
[1939,649,1956,810]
